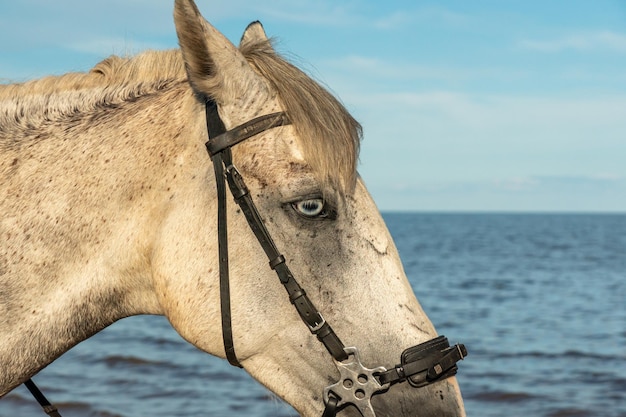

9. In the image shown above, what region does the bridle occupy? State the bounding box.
[22,99,467,417]
[204,99,468,417]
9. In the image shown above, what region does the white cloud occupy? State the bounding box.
[369,175,626,212]
[252,1,361,27]
[493,177,539,191]
[352,89,626,203]
[0,2,175,53]
[67,37,171,57]
[323,55,529,85]
[351,90,626,135]
[373,11,414,30]
[519,31,626,53]
[374,6,470,29]
[0,0,272,52]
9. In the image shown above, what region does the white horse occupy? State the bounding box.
[0,1,466,416]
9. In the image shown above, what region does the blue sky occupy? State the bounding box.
[1,0,625,212]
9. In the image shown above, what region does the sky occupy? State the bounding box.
[1,0,625,212]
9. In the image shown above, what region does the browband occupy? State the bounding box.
[205,110,291,156]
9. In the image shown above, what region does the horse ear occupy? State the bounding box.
[173,0,263,104]
[240,21,270,47]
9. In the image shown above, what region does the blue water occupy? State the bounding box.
[3,213,625,417]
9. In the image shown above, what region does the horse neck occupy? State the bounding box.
[0,84,204,395]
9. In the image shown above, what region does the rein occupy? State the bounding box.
[20,99,467,417]
[23,379,61,417]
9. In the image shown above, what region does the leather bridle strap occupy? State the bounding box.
[206,109,291,156]
[24,379,62,417]
[205,100,348,365]
[206,101,241,367]
[376,336,467,387]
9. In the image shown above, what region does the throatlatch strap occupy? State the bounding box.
[206,101,242,368]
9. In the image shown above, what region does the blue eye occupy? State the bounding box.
[293,198,325,218]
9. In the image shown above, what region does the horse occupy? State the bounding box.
[0,1,467,416]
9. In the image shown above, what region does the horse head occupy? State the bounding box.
[160,1,467,415]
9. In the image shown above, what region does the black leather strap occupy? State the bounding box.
[376,337,466,387]
[206,101,242,368]
[206,111,290,157]
[321,393,340,417]
[24,379,62,417]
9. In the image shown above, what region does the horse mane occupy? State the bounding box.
[0,50,187,136]
[0,50,187,100]
[0,40,361,190]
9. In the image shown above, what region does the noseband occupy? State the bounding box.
[204,100,467,417]
[21,99,467,417]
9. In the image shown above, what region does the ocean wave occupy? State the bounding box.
[104,355,166,368]
[470,390,539,403]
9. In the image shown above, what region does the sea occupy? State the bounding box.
[2,213,625,417]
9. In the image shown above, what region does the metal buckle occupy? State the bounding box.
[308,313,326,333]
[456,343,466,360]
[323,347,390,417]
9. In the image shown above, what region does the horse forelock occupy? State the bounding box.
[1,42,361,191]
[240,39,362,192]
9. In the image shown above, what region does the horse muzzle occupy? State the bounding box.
[322,336,467,417]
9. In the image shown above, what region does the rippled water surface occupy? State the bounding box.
[3,213,625,417]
